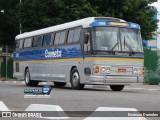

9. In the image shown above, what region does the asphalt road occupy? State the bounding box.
[0,81,160,120]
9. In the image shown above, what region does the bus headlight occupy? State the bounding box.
[101,66,111,74]
[133,67,144,74]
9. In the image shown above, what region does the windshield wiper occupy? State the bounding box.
[124,36,135,54]
[110,42,119,53]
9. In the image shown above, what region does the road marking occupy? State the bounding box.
[13,81,17,84]
[21,81,25,84]
[84,107,147,120]
[0,101,9,111]
[25,104,69,119]
[5,81,9,83]
[42,82,47,85]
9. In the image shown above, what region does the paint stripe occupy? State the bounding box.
[84,57,144,62]
[0,101,9,111]
[14,57,143,63]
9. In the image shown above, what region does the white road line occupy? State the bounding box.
[84,107,147,120]
[21,81,25,84]
[42,82,47,85]
[5,81,9,83]
[0,101,9,111]
[25,104,69,119]
[13,81,17,84]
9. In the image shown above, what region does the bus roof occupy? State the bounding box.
[15,17,125,40]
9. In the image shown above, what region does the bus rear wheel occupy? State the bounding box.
[110,85,124,91]
[25,69,39,86]
[70,68,84,90]
[54,82,66,87]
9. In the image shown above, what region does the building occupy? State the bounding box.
[144,0,160,50]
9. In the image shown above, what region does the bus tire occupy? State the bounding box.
[70,68,84,90]
[54,82,66,87]
[25,69,39,86]
[110,85,124,91]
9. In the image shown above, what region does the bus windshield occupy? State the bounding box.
[92,27,143,53]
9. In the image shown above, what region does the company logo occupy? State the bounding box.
[42,85,52,94]
[45,49,62,58]
[16,53,19,58]
[24,85,52,98]
[115,52,129,56]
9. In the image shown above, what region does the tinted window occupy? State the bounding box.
[54,33,60,45]
[43,33,52,46]
[24,38,32,48]
[59,31,66,44]
[67,30,74,43]
[16,39,23,50]
[73,28,81,42]
[33,36,42,47]
[54,31,66,45]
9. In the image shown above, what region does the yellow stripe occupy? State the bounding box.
[84,57,144,62]
[14,57,144,63]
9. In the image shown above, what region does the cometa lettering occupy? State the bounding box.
[45,49,62,58]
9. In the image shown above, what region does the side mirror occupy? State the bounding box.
[84,32,89,44]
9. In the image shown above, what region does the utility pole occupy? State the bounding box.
[5,45,8,78]
[20,0,22,34]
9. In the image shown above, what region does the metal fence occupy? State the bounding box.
[0,58,13,78]
[144,49,160,84]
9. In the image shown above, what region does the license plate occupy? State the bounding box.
[118,68,126,72]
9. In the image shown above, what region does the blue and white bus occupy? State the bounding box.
[13,17,144,91]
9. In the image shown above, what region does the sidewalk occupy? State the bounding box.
[92,83,160,91]
[0,77,17,81]
[125,83,160,90]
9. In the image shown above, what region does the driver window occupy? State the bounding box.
[84,29,90,52]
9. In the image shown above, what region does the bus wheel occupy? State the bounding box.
[110,85,124,91]
[54,82,66,87]
[70,68,84,90]
[25,69,39,86]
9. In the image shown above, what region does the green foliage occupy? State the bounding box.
[144,49,159,71]
[16,0,99,32]
[87,0,158,40]
[0,0,19,45]
[144,49,160,84]
[0,0,159,46]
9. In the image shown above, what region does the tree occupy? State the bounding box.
[0,0,158,46]
[87,0,158,40]
[16,0,99,32]
[0,0,19,46]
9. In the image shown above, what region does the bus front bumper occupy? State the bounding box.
[85,75,143,85]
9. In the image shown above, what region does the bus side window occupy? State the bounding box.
[67,30,74,43]
[73,28,81,42]
[24,37,32,48]
[33,36,42,47]
[54,31,66,45]
[83,29,90,52]
[54,32,60,45]
[15,39,24,51]
[43,33,52,46]
[59,31,66,44]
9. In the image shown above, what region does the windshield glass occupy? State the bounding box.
[92,27,120,51]
[92,27,143,53]
[120,28,142,52]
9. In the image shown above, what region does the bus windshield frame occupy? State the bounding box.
[91,26,143,54]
